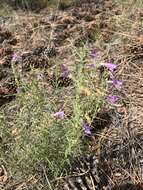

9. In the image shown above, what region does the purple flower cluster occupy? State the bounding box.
[90,48,123,104]
[105,63,122,103]
[105,63,121,103]
[51,48,123,137]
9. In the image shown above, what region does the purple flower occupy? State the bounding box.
[60,64,70,78]
[90,49,101,60]
[12,53,21,62]
[53,111,65,119]
[107,95,119,103]
[103,62,117,72]
[83,122,91,135]
[111,79,123,88]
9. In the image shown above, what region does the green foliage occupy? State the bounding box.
[0,46,107,181]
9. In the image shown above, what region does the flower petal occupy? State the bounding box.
[53,111,65,119]
[111,79,123,88]
[83,122,91,135]
[107,95,119,103]
[104,62,117,72]
[12,53,21,62]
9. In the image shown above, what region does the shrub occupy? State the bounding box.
[0,45,110,179]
